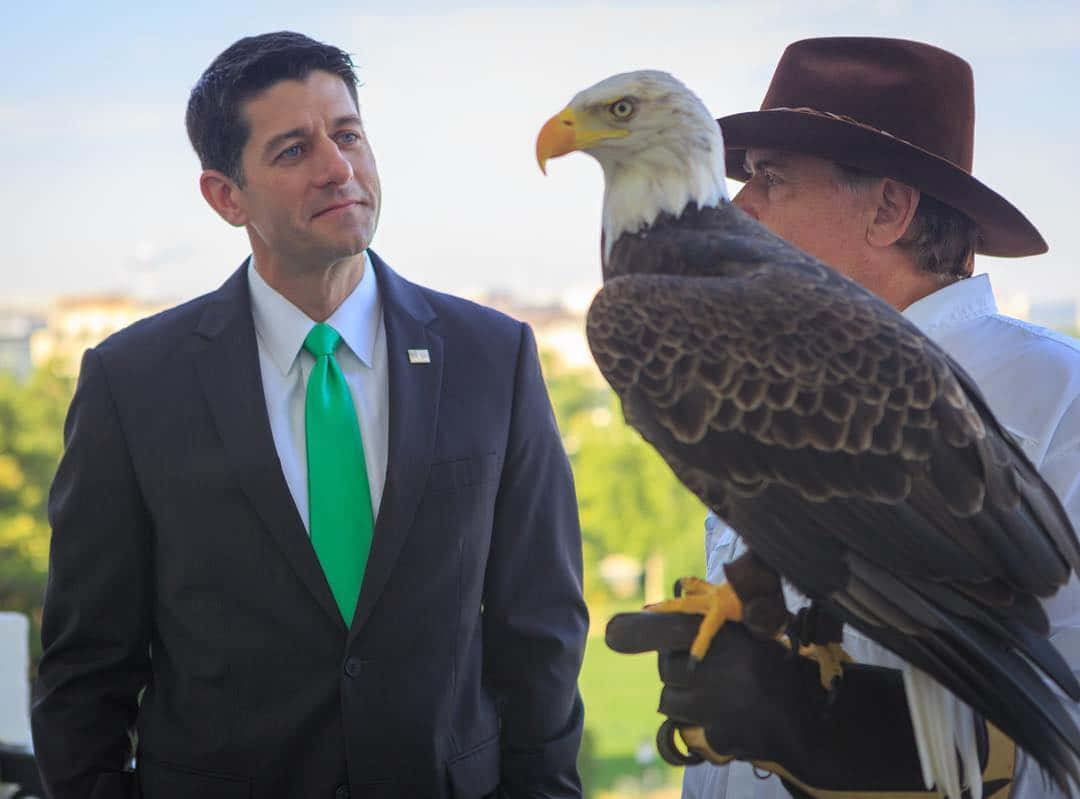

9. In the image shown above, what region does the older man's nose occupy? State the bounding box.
[732,184,759,220]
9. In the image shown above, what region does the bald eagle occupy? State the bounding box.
[537,70,1080,797]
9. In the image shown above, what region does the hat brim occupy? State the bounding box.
[718,110,1046,258]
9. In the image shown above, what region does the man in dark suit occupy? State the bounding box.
[31,31,587,799]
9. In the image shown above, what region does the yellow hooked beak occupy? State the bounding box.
[536,107,630,174]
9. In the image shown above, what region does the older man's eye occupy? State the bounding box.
[610,99,634,120]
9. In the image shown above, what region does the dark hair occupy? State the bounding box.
[834,163,977,281]
[186,31,359,185]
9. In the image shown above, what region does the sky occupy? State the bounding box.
[2,0,1078,308]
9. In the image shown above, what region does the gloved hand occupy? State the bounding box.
[605,612,1003,796]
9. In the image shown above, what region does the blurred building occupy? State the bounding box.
[17,286,595,379]
[1029,299,1080,333]
[998,294,1080,334]
[0,311,46,380]
[30,294,170,376]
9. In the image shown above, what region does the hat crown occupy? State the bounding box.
[717,37,1046,256]
[762,37,974,172]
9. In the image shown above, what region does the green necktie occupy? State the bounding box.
[304,322,374,625]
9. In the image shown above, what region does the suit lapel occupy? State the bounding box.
[351,252,443,633]
[194,264,345,630]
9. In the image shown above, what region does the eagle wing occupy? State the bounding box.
[586,231,1080,785]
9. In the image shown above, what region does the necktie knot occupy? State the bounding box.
[304,323,341,358]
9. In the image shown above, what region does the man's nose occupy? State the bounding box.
[315,138,354,186]
[732,184,759,220]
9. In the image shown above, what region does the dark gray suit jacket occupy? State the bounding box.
[32,252,587,799]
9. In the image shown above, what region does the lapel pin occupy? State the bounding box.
[408,349,431,364]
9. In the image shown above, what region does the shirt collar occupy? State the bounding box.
[248,250,380,376]
[902,272,997,339]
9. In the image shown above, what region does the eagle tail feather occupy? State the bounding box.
[843,556,1080,793]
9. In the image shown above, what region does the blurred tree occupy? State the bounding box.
[540,352,706,603]
[539,351,610,432]
[571,393,706,601]
[0,363,73,665]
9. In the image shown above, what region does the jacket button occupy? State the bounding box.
[335,785,350,799]
[344,658,362,677]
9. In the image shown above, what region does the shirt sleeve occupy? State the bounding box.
[703,511,739,584]
[1012,392,1080,799]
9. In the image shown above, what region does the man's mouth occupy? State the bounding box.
[312,200,365,219]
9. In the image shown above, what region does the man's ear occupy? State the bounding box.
[199,170,249,227]
[866,179,919,248]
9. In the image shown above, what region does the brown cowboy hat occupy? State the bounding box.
[718,37,1046,257]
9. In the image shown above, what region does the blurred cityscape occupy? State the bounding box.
[0,286,600,381]
[3,286,1077,383]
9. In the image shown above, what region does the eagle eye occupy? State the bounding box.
[610,99,635,120]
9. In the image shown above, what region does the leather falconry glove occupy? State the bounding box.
[605,611,1015,799]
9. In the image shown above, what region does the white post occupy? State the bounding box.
[0,612,31,748]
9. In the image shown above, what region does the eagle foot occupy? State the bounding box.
[646,576,743,662]
[798,641,852,691]
[778,636,852,691]
[782,603,852,691]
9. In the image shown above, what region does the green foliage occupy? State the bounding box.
[0,363,73,661]
[542,353,707,603]
[573,394,706,581]
[541,351,612,431]
[578,634,680,794]
[544,351,709,794]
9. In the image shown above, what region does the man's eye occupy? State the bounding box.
[279,144,303,160]
[338,131,360,145]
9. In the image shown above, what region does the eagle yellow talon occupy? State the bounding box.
[797,642,853,690]
[647,578,744,660]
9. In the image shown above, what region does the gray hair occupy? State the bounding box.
[834,163,976,282]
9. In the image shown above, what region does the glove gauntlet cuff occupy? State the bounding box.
[673,722,1015,799]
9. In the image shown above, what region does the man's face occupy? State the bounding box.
[733,149,876,286]
[232,70,381,271]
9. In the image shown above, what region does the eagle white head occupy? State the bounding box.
[537,70,729,260]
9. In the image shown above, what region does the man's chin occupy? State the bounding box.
[318,232,374,263]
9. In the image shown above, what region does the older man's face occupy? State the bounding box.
[734,149,879,289]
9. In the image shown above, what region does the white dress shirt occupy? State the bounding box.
[684,273,1080,799]
[247,252,389,532]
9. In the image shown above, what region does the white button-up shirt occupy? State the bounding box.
[247,252,389,531]
[684,273,1080,799]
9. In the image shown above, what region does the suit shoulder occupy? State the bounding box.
[418,286,529,351]
[370,253,528,347]
[92,290,217,364]
[422,286,522,331]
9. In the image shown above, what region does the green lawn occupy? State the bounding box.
[578,606,683,797]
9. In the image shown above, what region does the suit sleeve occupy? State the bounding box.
[31,348,151,799]
[483,322,588,798]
